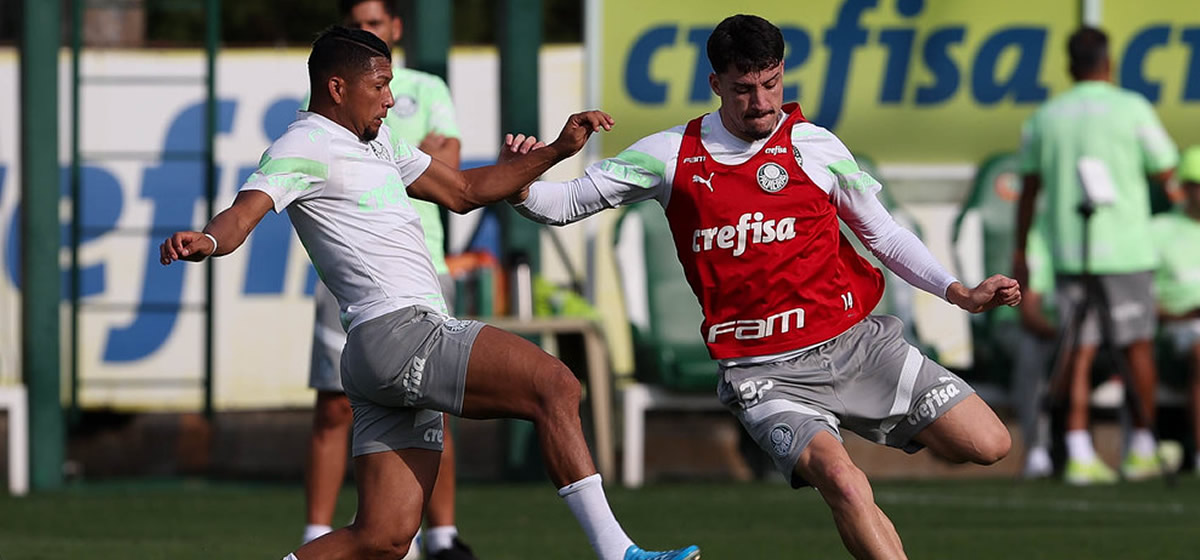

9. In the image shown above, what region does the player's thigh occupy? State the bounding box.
[911,393,1010,464]
[353,448,441,535]
[342,307,484,416]
[459,324,578,419]
[719,358,841,489]
[833,316,975,453]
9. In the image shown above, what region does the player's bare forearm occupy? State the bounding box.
[158,190,273,265]
[407,111,612,213]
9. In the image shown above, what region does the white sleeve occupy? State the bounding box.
[585,127,683,207]
[239,135,329,213]
[513,128,683,225]
[388,128,433,185]
[513,176,614,226]
[796,124,958,300]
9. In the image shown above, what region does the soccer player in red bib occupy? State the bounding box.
[507,14,1019,560]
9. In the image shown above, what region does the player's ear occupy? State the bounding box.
[391,15,403,44]
[708,72,720,97]
[328,76,345,104]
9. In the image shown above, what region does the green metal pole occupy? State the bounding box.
[497,0,544,480]
[497,0,542,273]
[404,0,454,256]
[20,0,64,491]
[69,0,83,427]
[203,0,220,420]
[404,0,452,81]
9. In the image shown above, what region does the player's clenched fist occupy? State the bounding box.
[159,231,216,265]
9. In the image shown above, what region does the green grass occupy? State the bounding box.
[1,477,1198,559]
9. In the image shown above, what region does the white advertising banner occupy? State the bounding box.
[0,46,587,410]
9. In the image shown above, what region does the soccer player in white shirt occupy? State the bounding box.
[159,26,699,560]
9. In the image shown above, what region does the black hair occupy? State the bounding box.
[1068,27,1109,79]
[706,14,785,75]
[308,25,392,92]
[338,0,399,18]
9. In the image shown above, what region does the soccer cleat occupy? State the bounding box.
[427,537,479,560]
[1121,440,1184,482]
[1064,458,1118,486]
[624,544,701,560]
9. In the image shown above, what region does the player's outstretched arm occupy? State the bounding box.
[406,110,613,213]
[158,190,274,265]
[945,275,1022,314]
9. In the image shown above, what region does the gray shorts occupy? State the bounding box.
[340,306,483,456]
[1055,271,1156,347]
[717,315,974,488]
[310,275,456,392]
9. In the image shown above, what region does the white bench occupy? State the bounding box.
[621,383,724,488]
[0,385,28,496]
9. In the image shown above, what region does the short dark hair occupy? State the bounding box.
[338,0,398,18]
[706,14,784,75]
[1068,27,1109,79]
[308,25,392,90]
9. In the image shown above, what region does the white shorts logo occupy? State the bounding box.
[423,427,444,444]
[769,423,794,457]
[443,318,472,334]
[401,356,427,407]
[757,162,788,193]
[906,381,962,426]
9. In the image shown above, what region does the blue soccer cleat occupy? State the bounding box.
[624,544,701,560]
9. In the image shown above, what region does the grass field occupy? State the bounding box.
[1,477,1198,559]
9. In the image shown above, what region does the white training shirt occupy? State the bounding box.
[517,109,958,302]
[240,111,441,332]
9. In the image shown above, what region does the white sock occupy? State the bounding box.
[1066,430,1097,462]
[1129,429,1156,457]
[302,524,332,544]
[425,525,458,553]
[1025,446,1052,471]
[282,555,299,560]
[558,474,634,560]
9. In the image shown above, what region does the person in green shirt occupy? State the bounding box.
[1150,146,1200,475]
[302,2,474,559]
[1015,27,1178,485]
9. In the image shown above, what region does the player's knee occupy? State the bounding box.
[354,528,415,559]
[812,458,873,510]
[314,393,353,429]
[537,361,582,410]
[972,427,1012,465]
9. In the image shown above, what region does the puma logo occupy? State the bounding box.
[693,172,715,192]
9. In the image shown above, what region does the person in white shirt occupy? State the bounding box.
[159,26,699,560]
[505,14,1017,560]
